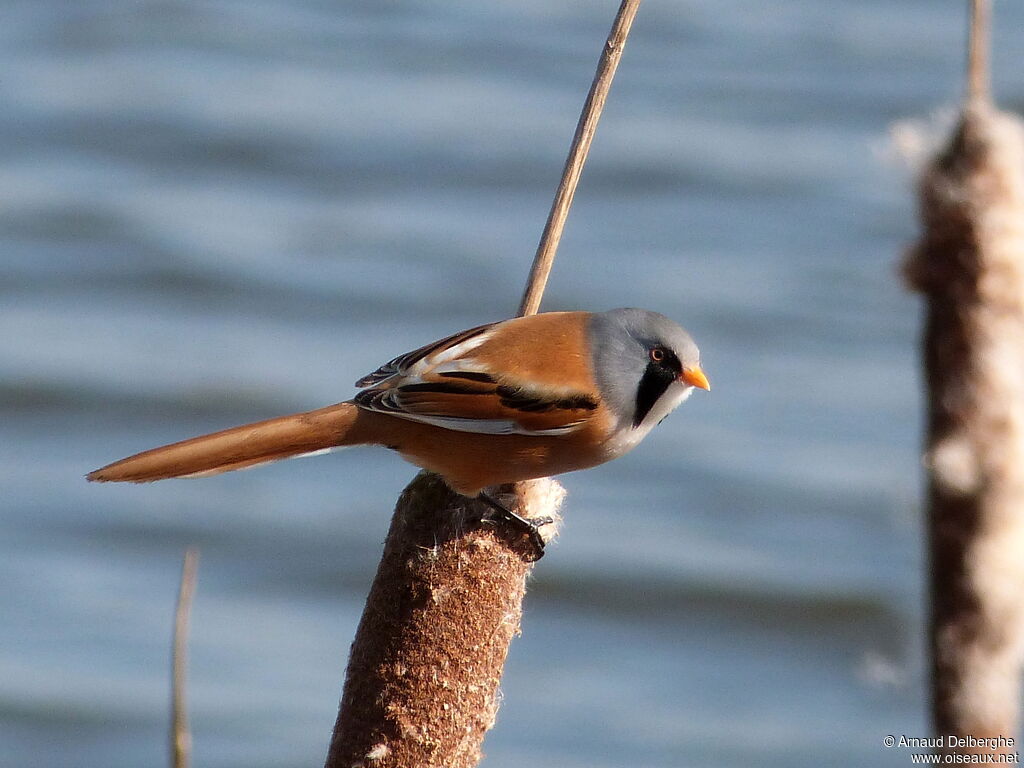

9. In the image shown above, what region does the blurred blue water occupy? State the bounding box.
[4,1,1023,766]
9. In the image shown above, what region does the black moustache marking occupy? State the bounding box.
[661,349,682,375]
[633,362,675,428]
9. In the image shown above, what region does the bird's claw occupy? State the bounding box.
[522,516,555,560]
[476,493,553,561]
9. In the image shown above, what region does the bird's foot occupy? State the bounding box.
[476,492,553,561]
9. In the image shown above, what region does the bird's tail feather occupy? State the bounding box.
[87,401,364,483]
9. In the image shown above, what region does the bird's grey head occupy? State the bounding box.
[587,308,707,438]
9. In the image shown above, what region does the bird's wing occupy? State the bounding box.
[353,314,600,436]
[354,322,498,387]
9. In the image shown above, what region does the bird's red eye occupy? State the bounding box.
[650,348,665,363]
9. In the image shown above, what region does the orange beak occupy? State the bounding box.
[680,365,711,391]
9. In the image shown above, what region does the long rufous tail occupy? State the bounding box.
[87,401,364,483]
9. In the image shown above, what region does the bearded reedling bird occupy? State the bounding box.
[88,308,709,555]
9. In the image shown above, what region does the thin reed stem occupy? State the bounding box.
[171,548,199,768]
[518,0,644,317]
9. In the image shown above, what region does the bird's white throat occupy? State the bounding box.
[605,383,693,458]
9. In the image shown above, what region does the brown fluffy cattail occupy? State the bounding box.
[904,0,1024,754]
[324,476,562,768]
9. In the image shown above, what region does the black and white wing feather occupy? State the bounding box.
[353,322,598,436]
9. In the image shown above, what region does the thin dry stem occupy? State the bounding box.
[967,0,991,106]
[518,0,643,317]
[171,548,199,768]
